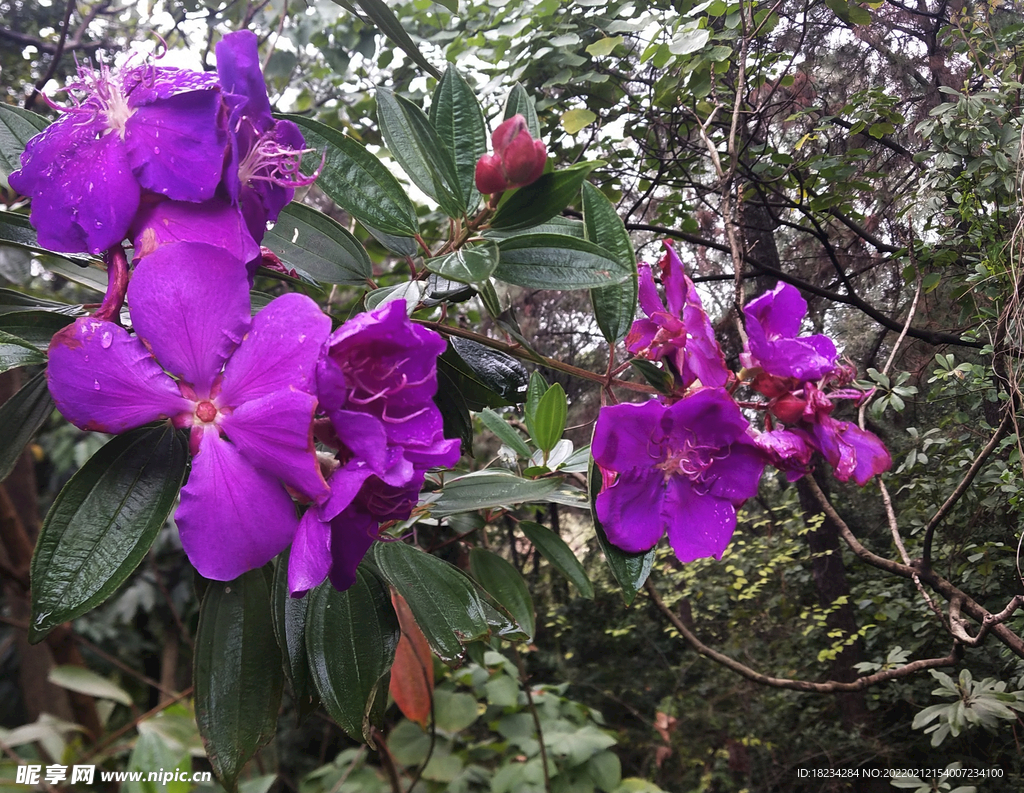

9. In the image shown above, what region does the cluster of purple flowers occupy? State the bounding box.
[595,244,891,563]
[13,32,457,592]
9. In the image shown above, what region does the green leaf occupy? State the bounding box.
[503,83,541,139]
[586,751,622,793]
[195,570,284,792]
[529,382,566,453]
[125,731,191,793]
[271,550,319,724]
[283,114,418,237]
[583,183,637,343]
[305,567,399,741]
[48,665,133,706]
[585,36,623,57]
[589,462,654,605]
[430,66,487,212]
[0,104,47,178]
[524,371,547,432]
[349,0,442,78]
[0,310,73,350]
[0,287,83,315]
[482,216,585,241]
[372,541,493,663]
[479,408,532,458]
[561,109,597,134]
[0,329,45,373]
[630,359,675,394]
[426,241,499,285]
[363,222,419,256]
[435,366,473,451]
[263,203,372,286]
[490,164,598,231]
[448,336,529,404]
[518,521,594,599]
[0,210,94,267]
[0,370,53,483]
[434,689,480,732]
[29,426,187,642]
[424,470,562,518]
[469,548,535,641]
[377,88,465,218]
[496,233,630,290]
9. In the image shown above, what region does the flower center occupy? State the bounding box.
[657,438,715,482]
[195,400,218,423]
[236,128,319,190]
[71,64,136,138]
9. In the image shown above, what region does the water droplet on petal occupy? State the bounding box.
[93,380,101,390]
[154,146,160,154]
[100,331,112,348]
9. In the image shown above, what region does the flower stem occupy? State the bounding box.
[93,245,129,323]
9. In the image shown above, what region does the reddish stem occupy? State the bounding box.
[93,246,129,323]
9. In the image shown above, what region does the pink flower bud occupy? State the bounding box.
[474,114,547,194]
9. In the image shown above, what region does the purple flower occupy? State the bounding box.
[625,243,729,389]
[743,282,837,380]
[46,242,331,580]
[216,31,316,245]
[287,301,460,594]
[9,60,228,254]
[593,389,766,563]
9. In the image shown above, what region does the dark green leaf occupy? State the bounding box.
[438,353,513,412]
[0,310,74,351]
[479,408,532,458]
[363,222,419,256]
[0,330,45,373]
[490,165,598,231]
[518,521,594,598]
[495,233,632,290]
[426,241,499,285]
[195,570,284,791]
[630,359,675,394]
[349,0,442,78]
[29,425,187,642]
[477,278,503,318]
[0,370,53,482]
[589,462,653,605]
[469,548,535,641]
[503,83,541,139]
[271,550,319,724]
[431,66,487,212]
[373,542,492,663]
[263,203,372,286]
[529,382,566,453]
[377,88,464,217]
[435,366,473,451]
[424,470,561,517]
[0,287,83,316]
[450,336,529,404]
[0,104,47,177]
[482,216,585,240]
[305,567,399,741]
[0,210,94,267]
[424,273,476,306]
[283,114,418,237]
[583,183,637,343]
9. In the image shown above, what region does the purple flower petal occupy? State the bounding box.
[219,292,330,406]
[218,390,327,501]
[288,509,332,597]
[216,31,273,133]
[663,479,736,562]
[176,428,298,580]
[327,409,388,473]
[124,90,228,202]
[130,196,260,266]
[743,282,837,380]
[127,242,251,396]
[664,388,750,450]
[706,442,766,503]
[592,400,666,472]
[47,318,190,433]
[327,508,379,592]
[9,117,140,254]
[595,468,666,553]
[322,463,375,520]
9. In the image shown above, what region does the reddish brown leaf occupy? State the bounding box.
[388,590,434,727]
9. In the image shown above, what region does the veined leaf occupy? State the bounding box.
[430,66,487,212]
[469,548,535,641]
[583,183,637,343]
[426,241,499,285]
[490,164,598,231]
[519,521,594,599]
[423,470,561,517]
[0,104,48,178]
[502,83,541,139]
[496,233,632,290]
[0,370,53,482]
[0,329,45,373]
[264,203,371,286]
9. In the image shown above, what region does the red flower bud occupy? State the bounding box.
[770,393,808,425]
[474,114,547,194]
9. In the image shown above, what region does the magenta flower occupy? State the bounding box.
[216,31,316,246]
[288,301,460,595]
[593,389,766,563]
[9,60,227,254]
[46,242,331,580]
[743,282,837,381]
[626,243,729,389]
[475,115,547,195]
